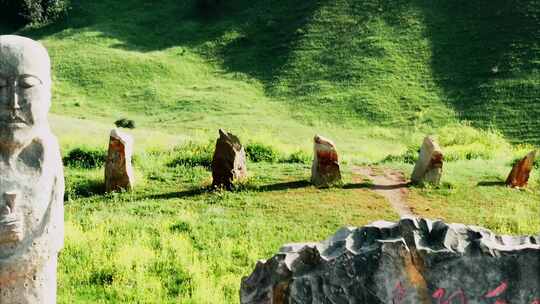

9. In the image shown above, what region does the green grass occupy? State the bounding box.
[407,159,539,235]
[60,152,397,303]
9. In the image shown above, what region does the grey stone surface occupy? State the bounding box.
[311,135,341,187]
[0,35,64,303]
[411,136,443,185]
[211,129,247,189]
[241,218,540,304]
[105,128,135,192]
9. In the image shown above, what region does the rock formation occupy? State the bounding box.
[0,35,65,303]
[211,129,247,189]
[411,136,443,185]
[311,135,341,187]
[241,218,540,304]
[105,128,135,192]
[506,151,536,188]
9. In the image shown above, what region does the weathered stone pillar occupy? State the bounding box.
[211,129,247,189]
[506,150,536,188]
[241,218,540,303]
[105,128,135,192]
[0,35,64,303]
[311,135,341,187]
[411,136,443,185]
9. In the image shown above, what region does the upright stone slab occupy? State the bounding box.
[506,151,536,188]
[105,128,135,192]
[311,135,341,187]
[211,129,247,189]
[0,35,64,303]
[241,218,540,304]
[411,136,443,185]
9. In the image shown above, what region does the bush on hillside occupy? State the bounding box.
[282,150,311,164]
[114,118,136,129]
[167,142,214,168]
[63,147,106,169]
[196,0,223,15]
[381,145,419,164]
[246,143,281,163]
[0,0,70,25]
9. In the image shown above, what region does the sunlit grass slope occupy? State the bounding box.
[2,0,537,144]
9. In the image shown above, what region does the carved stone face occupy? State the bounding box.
[0,35,51,145]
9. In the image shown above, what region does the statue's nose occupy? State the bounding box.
[8,88,21,111]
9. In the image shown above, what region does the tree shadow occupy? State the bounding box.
[415,0,540,143]
[477,181,506,187]
[143,187,209,200]
[254,180,312,192]
[343,182,410,190]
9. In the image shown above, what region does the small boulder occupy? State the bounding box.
[311,135,341,187]
[105,129,135,192]
[411,136,443,185]
[506,151,536,188]
[211,129,247,189]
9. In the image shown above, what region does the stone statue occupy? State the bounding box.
[311,135,341,187]
[411,136,443,185]
[211,129,247,190]
[0,35,64,303]
[105,128,135,192]
[506,150,536,188]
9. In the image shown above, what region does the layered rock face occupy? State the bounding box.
[241,218,540,304]
[311,135,341,187]
[411,136,443,185]
[105,128,135,192]
[212,129,247,189]
[506,151,536,188]
[0,35,64,303]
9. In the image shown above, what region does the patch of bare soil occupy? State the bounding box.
[352,166,414,217]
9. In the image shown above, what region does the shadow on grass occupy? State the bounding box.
[144,187,210,200]
[343,182,410,190]
[477,181,507,187]
[416,0,540,143]
[254,180,312,192]
[65,179,105,200]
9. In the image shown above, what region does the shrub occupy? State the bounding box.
[245,143,281,163]
[168,142,214,168]
[283,150,311,164]
[381,145,419,164]
[0,0,70,26]
[114,118,136,129]
[63,147,106,169]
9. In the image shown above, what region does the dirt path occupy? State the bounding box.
[352,166,414,217]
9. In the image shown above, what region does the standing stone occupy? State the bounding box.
[241,218,540,304]
[411,136,443,185]
[0,35,64,303]
[311,135,341,187]
[211,129,247,189]
[506,151,536,188]
[105,128,135,192]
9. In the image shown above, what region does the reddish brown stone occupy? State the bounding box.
[211,129,247,189]
[505,151,536,188]
[311,135,341,187]
[105,129,135,192]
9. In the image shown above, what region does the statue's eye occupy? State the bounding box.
[19,76,42,89]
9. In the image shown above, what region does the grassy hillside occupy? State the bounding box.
[3,0,538,144]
